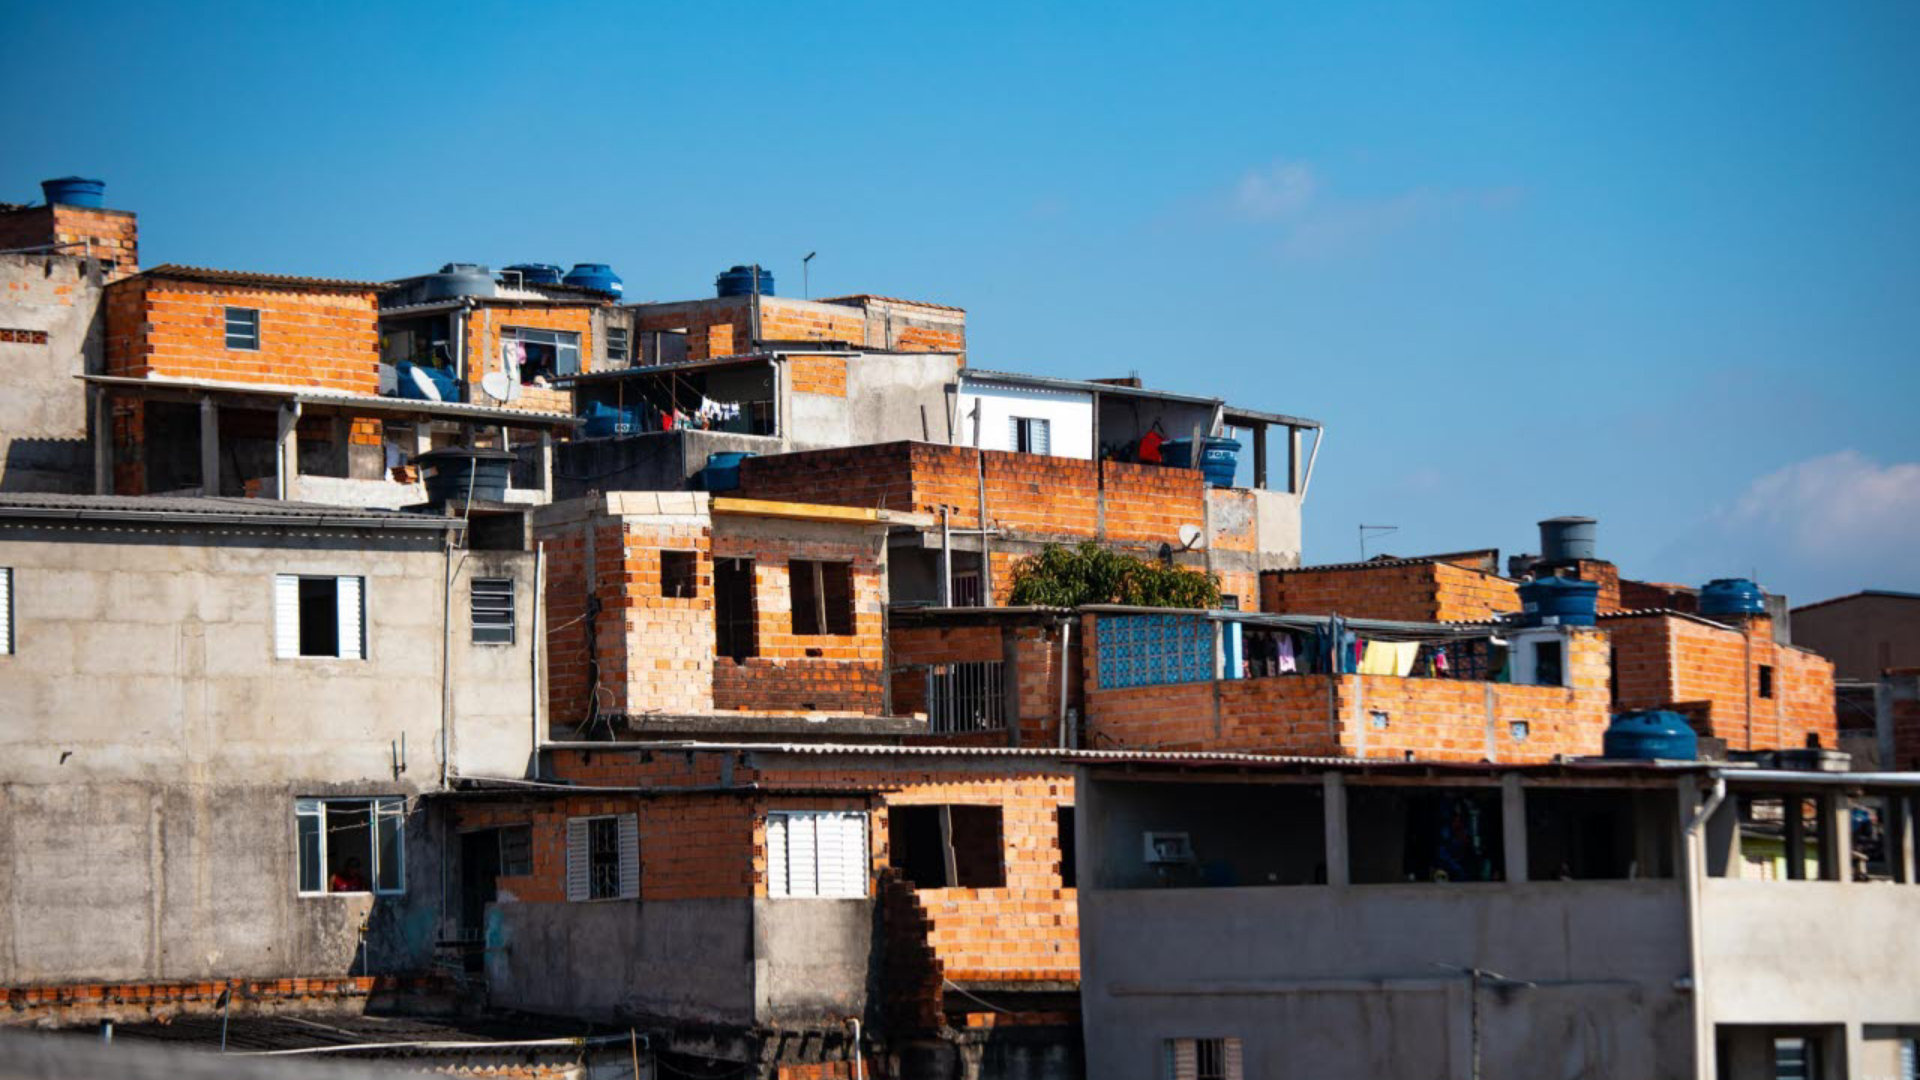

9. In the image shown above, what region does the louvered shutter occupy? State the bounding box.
[1007,416,1020,451]
[1167,1039,1197,1080]
[274,574,301,659]
[0,567,11,655]
[617,813,640,899]
[335,576,364,660]
[788,814,819,897]
[767,814,790,897]
[566,818,590,902]
[1032,419,1050,456]
[818,812,869,898]
[1223,1039,1244,1080]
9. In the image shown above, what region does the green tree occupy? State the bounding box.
[1006,542,1221,609]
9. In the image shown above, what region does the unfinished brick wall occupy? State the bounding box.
[890,620,1080,747]
[823,296,967,358]
[0,205,137,279]
[787,353,849,397]
[1259,558,1518,622]
[1605,612,1836,751]
[1618,579,1699,612]
[710,527,887,714]
[464,303,597,416]
[105,277,379,391]
[760,297,868,347]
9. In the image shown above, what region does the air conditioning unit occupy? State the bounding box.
[1143,831,1195,866]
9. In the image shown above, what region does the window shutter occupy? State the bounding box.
[1168,1040,1197,1080]
[820,812,868,898]
[1033,419,1051,456]
[335,576,363,660]
[766,814,790,897]
[617,813,641,899]
[1224,1039,1244,1080]
[566,818,590,902]
[274,575,300,659]
[788,813,819,897]
[0,567,11,655]
[1008,416,1020,451]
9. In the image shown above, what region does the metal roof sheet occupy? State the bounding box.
[816,293,967,313]
[0,493,463,530]
[136,263,387,292]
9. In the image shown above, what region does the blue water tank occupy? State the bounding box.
[505,263,564,286]
[582,400,640,438]
[1604,709,1699,761]
[1160,437,1243,487]
[1539,516,1598,563]
[562,263,623,296]
[701,451,756,492]
[40,177,105,208]
[1518,576,1601,627]
[715,265,775,298]
[1699,578,1767,617]
[395,361,462,403]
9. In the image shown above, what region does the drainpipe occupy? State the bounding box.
[940,506,952,606]
[1057,617,1074,749]
[533,541,547,754]
[440,536,456,788]
[1683,776,1726,1080]
[845,1017,864,1080]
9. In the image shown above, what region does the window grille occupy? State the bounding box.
[927,661,1006,734]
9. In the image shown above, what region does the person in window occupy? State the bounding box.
[330,856,370,893]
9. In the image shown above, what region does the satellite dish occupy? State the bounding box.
[480,370,521,404]
[1178,523,1205,550]
[408,365,443,402]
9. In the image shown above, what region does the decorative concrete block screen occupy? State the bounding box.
[1097,614,1214,689]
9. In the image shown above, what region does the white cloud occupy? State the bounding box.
[1659,451,1920,601]
[1231,162,1317,222]
[1220,159,1520,259]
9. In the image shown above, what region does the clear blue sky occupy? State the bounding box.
[7,1,1917,603]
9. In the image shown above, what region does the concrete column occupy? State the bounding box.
[1288,426,1304,494]
[90,385,112,495]
[198,396,220,496]
[1322,772,1350,886]
[414,422,434,459]
[1501,774,1529,883]
[1252,424,1268,490]
[1893,796,1916,885]
[276,402,301,501]
[1786,796,1807,880]
[1840,1023,1864,1080]
[537,430,554,500]
[1821,794,1850,883]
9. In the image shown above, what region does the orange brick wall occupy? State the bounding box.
[890,621,1080,747]
[0,205,138,280]
[105,277,379,392]
[1259,560,1517,622]
[1606,613,1836,751]
[465,304,596,415]
[760,298,868,347]
[1431,563,1522,621]
[788,353,849,397]
[709,528,887,714]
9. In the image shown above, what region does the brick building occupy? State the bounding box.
[889,607,1081,748]
[1605,609,1837,753]
[1259,550,1518,623]
[629,290,967,365]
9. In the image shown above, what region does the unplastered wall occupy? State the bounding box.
[890,620,1078,747]
[463,304,596,416]
[1607,613,1836,751]
[106,278,379,392]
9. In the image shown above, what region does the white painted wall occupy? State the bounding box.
[954,379,1094,459]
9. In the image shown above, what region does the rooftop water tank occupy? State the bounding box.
[40,177,105,208]
[1603,709,1698,761]
[562,263,623,296]
[1161,437,1242,487]
[415,447,517,506]
[716,264,775,298]
[1538,516,1598,563]
[1699,578,1767,617]
[415,263,498,303]
[504,263,564,286]
[1517,575,1600,627]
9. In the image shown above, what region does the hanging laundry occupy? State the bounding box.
[1433,646,1450,677]
[1275,634,1298,674]
[1359,641,1421,677]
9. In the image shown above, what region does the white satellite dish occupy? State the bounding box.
[1178,523,1205,550]
[480,370,522,404]
[408,365,443,402]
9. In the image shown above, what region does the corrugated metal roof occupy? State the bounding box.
[0,493,463,530]
[80,374,578,426]
[1267,550,1502,575]
[136,263,387,292]
[817,293,967,313]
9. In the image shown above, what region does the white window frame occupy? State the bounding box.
[471,576,515,645]
[1010,415,1051,455]
[566,813,640,902]
[766,810,869,899]
[295,797,405,897]
[225,306,260,351]
[0,566,12,656]
[502,326,582,383]
[275,574,366,660]
[606,326,630,364]
[1164,1037,1243,1080]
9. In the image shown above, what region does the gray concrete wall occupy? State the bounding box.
[0,254,105,494]
[846,352,960,446]
[1699,880,1920,1027]
[486,898,757,1025]
[0,522,538,985]
[752,898,874,1026]
[1792,595,1920,682]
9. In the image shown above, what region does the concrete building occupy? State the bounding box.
[0,493,542,996]
[1075,756,1920,1080]
[1793,591,1920,682]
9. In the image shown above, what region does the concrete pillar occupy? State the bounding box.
[1322,773,1349,886]
[276,402,301,501]
[537,430,554,500]
[1288,426,1304,494]
[1842,1021,1866,1080]
[90,385,112,495]
[1893,795,1916,885]
[414,421,434,459]
[1821,794,1850,883]
[1786,796,1807,880]
[1501,774,1528,883]
[1704,788,1740,878]
[199,396,220,496]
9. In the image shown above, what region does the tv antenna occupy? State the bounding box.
[1359,524,1399,560]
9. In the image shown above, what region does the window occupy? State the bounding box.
[661,551,698,599]
[949,569,983,608]
[887,805,1005,889]
[1774,1037,1816,1080]
[0,566,11,655]
[566,813,638,901]
[502,326,581,385]
[225,307,260,350]
[1011,416,1051,455]
[1164,1037,1242,1080]
[790,560,855,636]
[714,557,757,661]
[767,810,868,898]
[1759,664,1775,699]
[275,574,364,660]
[927,661,1006,734]
[606,326,630,364]
[470,577,515,645]
[1058,806,1077,888]
[499,824,534,876]
[1533,640,1564,687]
[296,797,404,895]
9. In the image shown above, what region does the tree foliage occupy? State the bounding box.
[1006,542,1221,609]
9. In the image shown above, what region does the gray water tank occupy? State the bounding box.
[1538,516,1597,563]
[416,263,498,303]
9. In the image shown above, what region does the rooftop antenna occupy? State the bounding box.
[802,251,817,299]
[1359,524,1398,561]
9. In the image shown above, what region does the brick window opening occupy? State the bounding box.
[1058,805,1077,888]
[790,559,854,636]
[888,804,1005,889]
[1737,796,1832,881]
[296,797,403,896]
[950,568,983,608]
[225,307,260,350]
[1164,1037,1242,1080]
[715,558,757,661]
[661,550,698,599]
[566,813,638,901]
[766,810,869,899]
[503,326,581,384]
[1349,787,1505,884]
[471,577,515,645]
[1532,640,1564,687]
[1758,664,1775,699]
[606,326,630,364]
